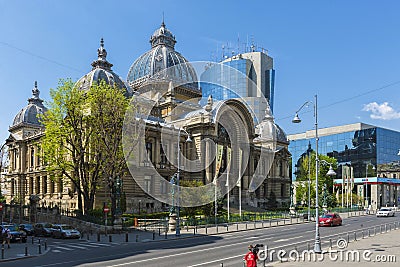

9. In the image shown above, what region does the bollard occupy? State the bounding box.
[206,226,208,235]
[380,225,383,234]
[347,233,349,243]
[109,235,112,242]
[226,224,229,232]
[193,227,196,236]
[125,233,129,242]
[165,230,167,239]
[237,223,239,231]
[45,239,47,250]
[269,219,271,227]
[374,227,376,236]
[385,224,387,232]
[1,245,4,259]
[329,238,332,248]
[254,221,256,229]
[362,230,364,239]
[220,263,223,267]
[87,233,90,240]
[245,223,247,230]
[153,232,155,240]
[217,225,219,233]
[136,234,139,242]
[262,221,264,228]
[159,228,161,236]
[97,232,100,242]
[25,243,28,256]
[307,242,310,251]
[354,232,357,241]
[277,220,279,226]
[290,216,292,224]
[38,243,42,254]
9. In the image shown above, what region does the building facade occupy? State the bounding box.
[288,123,400,210]
[3,22,291,216]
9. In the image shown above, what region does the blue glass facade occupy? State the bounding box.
[289,125,400,181]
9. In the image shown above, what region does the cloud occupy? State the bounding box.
[362,102,400,120]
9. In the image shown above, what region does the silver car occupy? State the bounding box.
[52,224,81,239]
[376,208,395,217]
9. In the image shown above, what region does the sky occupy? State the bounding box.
[1,0,400,144]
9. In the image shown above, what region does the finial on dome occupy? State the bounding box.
[97,37,107,60]
[161,12,165,28]
[32,81,40,99]
[263,103,273,121]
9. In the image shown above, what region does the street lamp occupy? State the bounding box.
[176,127,192,237]
[292,94,324,253]
[365,163,375,210]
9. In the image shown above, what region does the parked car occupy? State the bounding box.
[34,223,54,237]
[2,224,27,243]
[52,224,81,239]
[19,224,35,236]
[318,213,342,226]
[376,208,395,217]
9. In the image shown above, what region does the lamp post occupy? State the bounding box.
[175,127,192,237]
[292,94,323,253]
[365,163,375,210]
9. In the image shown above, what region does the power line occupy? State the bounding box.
[275,80,400,122]
[0,41,84,73]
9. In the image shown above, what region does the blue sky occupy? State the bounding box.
[1,0,400,144]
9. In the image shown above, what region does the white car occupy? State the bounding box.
[376,208,395,217]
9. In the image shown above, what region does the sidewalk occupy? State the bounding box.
[0,237,51,262]
[271,226,400,266]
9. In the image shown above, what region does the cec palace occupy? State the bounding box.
[1,21,292,215]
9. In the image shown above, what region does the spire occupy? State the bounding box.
[161,12,165,28]
[91,38,113,70]
[263,103,274,121]
[29,81,44,105]
[32,81,40,99]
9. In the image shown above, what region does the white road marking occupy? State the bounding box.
[53,246,74,251]
[274,236,303,242]
[52,249,61,253]
[65,244,88,250]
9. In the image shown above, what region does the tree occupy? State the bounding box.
[41,79,130,214]
[294,152,338,207]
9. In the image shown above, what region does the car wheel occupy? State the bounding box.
[330,222,333,227]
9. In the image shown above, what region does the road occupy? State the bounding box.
[2,214,399,267]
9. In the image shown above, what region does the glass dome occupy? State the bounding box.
[127,22,198,89]
[11,81,47,128]
[76,39,132,96]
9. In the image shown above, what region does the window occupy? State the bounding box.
[144,176,152,194]
[43,176,47,194]
[36,176,40,194]
[31,147,35,167]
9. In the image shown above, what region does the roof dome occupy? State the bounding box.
[127,22,198,90]
[11,81,47,128]
[76,39,131,96]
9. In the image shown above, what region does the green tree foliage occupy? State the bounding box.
[41,79,130,214]
[294,152,338,207]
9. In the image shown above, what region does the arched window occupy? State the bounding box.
[31,147,35,167]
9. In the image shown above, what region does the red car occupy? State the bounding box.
[319,213,342,227]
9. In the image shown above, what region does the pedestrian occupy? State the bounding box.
[1,226,11,248]
[243,244,258,267]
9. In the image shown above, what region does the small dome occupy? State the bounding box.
[11,81,47,128]
[76,39,132,96]
[127,22,198,90]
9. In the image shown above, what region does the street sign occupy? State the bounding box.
[103,207,110,213]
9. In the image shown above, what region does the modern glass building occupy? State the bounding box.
[288,123,400,210]
[200,51,275,124]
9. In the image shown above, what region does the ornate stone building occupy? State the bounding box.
[3,22,291,214]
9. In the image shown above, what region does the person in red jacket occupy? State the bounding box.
[243,245,258,267]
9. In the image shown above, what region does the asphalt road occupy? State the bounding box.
[2,214,399,267]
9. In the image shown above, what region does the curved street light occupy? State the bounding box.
[176,127,191,237]
[292,94,323,253]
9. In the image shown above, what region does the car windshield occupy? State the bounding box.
[61,225,74,230]
[44,224,53,228]
[321,214,334,218]
[380,208,390,211]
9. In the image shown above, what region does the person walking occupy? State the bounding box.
[243,245,258,267]
[1,226,11,248]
